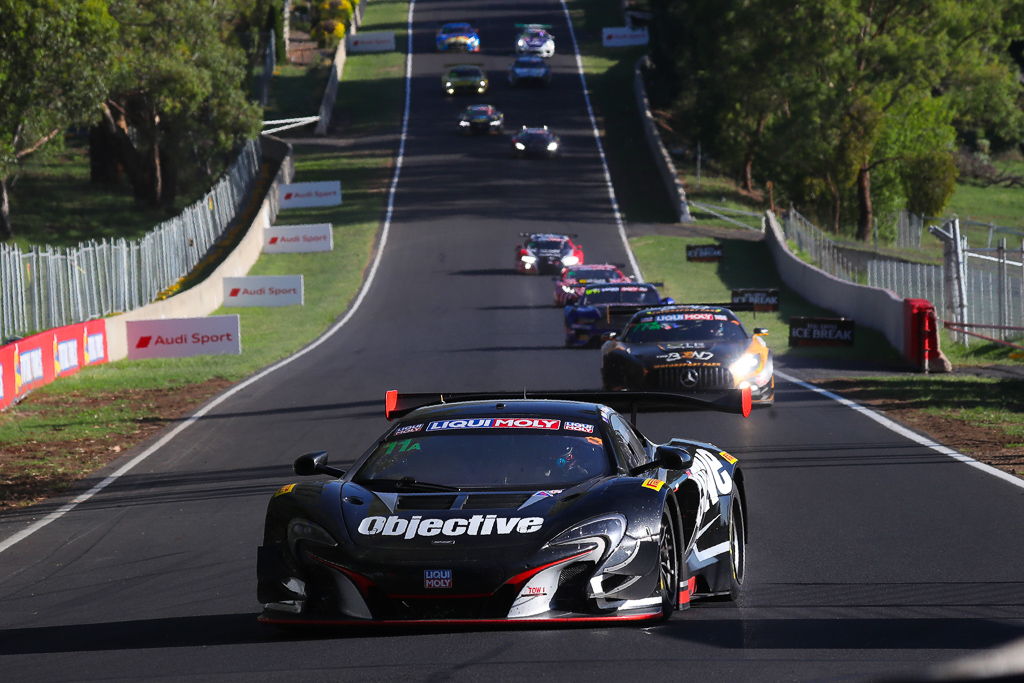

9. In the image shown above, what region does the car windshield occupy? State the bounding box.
[442,24,470,33]
[530,239,564,251]
[579,287,660,305]
[623,313,748,342]
[354,420,612,490]
[467,106,491,114]
[515,58,544,68]
[567,268,619,281]
[451,68,481,78]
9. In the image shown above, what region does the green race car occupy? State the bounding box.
[442,64,489,95]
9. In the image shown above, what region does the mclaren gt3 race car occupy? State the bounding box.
[564,283,673,348]
[459,104,504,134]
[516,232,583,274]
[442,64,488,95]
[436,23,480,52]
[508,55,552,86]
[601,305,775,404]
[554,264,631,306]
[515,24,555,57]
[257,389,750,626]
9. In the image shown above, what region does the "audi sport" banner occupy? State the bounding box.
[279,181,342,209]
[223,275,304,307]
[264,223,334,253]
[127,316,241,360]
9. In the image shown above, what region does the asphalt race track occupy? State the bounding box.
[2,1,1023,680]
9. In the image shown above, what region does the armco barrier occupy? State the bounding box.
[104,136,294,361]
[765,211,950,370]
[633,58,691,222]
[0,319,109,411]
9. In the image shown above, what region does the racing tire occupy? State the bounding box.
[726,494,746,601]
[655,511,680,621]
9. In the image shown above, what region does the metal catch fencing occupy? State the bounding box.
[780,209,858,282]
[0,139,262,342]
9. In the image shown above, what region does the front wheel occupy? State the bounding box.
[656,511,680,620]
[726,495,746,600]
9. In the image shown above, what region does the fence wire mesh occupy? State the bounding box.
[0,140,262,342]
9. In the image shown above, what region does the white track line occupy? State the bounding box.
[0,1,419,556]
[777,370,1024,490]
[558,0,643,282]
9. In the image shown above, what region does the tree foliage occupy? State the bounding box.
[650,0,1024,242]
[0,0,117,239]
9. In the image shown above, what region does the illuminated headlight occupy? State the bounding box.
[459,120,470,127]
[445,81,453,87]
[729,353,760,376]
[446,88,455,94]
[489,119,501,125]
[287,518,337,552]
[545,514,626,558]
[515,142,526,151]
[479,81,487,86]
[547,141,558,151]
[518,39,526,47]
[561,255,579,266]
[520,254,537,263]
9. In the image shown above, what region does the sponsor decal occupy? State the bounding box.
[642,478,666,492]
[602,26,649,47]
[720,451,738,464]
[585,436,603,446]
[563,421,595,433]
[789,317,855,346]
[127,316,241,359]
[423,569,452,589]
[382,438,420,454]
[85,332,105,363]
[524,585,547,596]
[274,483,296,497]
[689,449,734,517]
[657,351,714,362]
[264,223,334,253]
[393,423,424,436]
[686,244,723,262]
[732,288,780,312]
[347,31,397,53]
[357,514,545,538]
[426,418,560,431]
[18,347,44,387]
[223,275,304,307]
[279,181,342,209]
[54,339,78,374]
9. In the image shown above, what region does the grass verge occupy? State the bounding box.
[0,1,409,509]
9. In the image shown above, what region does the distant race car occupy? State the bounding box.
[458,104,504,134]
[436,22,480,52]
[516,232,584,274]
[515,24,555,57]
[553,264,631,306]
[564,284,673,348]
[257,388,750,626]
[512,126,560,158]
[508,55,552,86]
[442,64,489,95]
[601,304,775,404]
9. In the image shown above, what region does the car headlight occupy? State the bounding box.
[521,254,537,263]
[547,142,558,151]
[480,80,487,86]
[545,514,626,557]
[445,81,453,87]
[490,119,501,125]
[459,120,470,127]
[561,255,579,266]
[515,142,526,150]
[287,518,337,552]
[729,353,760,377]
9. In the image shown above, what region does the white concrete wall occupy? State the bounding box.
[764,211,906,355]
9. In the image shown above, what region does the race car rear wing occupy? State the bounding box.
[520,232,579,238]
[385,388,752,423]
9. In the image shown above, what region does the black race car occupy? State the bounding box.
[257,389,750,626]
[601,305,775,404]
[512,126,560,158]
[564,283,673,348]
[516,232,584,274]
[458,104,504,134]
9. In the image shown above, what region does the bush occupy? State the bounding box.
[311,18,346,48]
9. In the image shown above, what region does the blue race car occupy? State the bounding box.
[436,22,480,52]
[564,283,673,348]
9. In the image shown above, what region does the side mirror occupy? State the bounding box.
[661,297,675,305]
[654,445,691,470]
[753,327,768,335]
[601,331,618,342]
[294,451,345,478]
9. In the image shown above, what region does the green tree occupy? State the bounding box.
[91,0,262,208]
[0,0,117,240]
